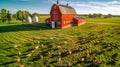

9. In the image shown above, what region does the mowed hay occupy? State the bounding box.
[0,17,120,67]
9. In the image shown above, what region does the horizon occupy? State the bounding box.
[0,0,120,15]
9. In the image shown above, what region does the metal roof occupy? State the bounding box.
[74,16,85,20]
[56,4,77,14]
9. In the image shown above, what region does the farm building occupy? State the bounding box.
[26,16,38,23]
[45,0,86,29]
[26,16,32,23]
[32,16,38,23]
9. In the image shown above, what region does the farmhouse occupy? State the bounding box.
[45,0,86,29]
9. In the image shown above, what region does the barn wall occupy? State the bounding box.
[77,19,86,26]
[45,18,51,26]
[50,5,61,21]
[61,14,76,28]
[73,18,86,26]
[50,4,62,28]
[72,18,78,26]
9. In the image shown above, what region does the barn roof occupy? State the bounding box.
[74,16,85,20]
[56,4,77,14]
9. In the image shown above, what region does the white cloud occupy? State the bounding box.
[47,0,120,15]
[70,1,120,15]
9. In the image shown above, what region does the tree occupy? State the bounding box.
[103,14,112,18]
[1,8,7,23]
[32,13,40,17]
[24,11,30,17]
[97,13,102,18]
[88,13,104,18]
[6,11,12,24]
[93,13,97,18]
[0,12,1,22]
[13,14,17,20]
[16,10,25,23]
[107,14,112,18]
[88,13,93,18]
[24,11,31,20]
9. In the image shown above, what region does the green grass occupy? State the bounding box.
[87,17,120,23]
[0,17,120,67]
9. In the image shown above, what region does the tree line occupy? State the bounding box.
[88,13,112,18]
[0,8,40,24]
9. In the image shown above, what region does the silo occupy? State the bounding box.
[26,16,32,23]
[32,16,38,23]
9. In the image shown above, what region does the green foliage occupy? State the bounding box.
[88,13,112,18]
[16,10,25,23]
[104,14,112,18]
[0,8,41,23]
[12,14,17,19]
[24,11,31,16]
[88,13,102,18]
[24,11,31,19]
[0,12,1,19]
[86,17,120,23]
[0,8,8,23]
[6,11,12,24]
[32,13,40,17]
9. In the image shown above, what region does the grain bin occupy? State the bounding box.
[32,16,38,23]
[26,16,32,23]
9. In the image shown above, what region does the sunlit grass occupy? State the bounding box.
[0,16,120,67]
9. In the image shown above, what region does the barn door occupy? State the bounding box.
[53,14,58,28]
[51,21,55,28]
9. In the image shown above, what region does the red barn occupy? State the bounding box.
[45,1,86,29]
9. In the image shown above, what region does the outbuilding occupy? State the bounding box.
[26,16,32,23]
[32,15,38,23]
[73,16,86,26]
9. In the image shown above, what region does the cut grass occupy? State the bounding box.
[0,17,120,67]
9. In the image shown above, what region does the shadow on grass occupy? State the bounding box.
[0,61,15,65]
[0,23,54,33]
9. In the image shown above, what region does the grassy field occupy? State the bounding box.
[0,17,120,67]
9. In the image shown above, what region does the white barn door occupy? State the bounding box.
[51,21,55,28]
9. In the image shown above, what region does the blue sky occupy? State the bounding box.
[0,0,120,15]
